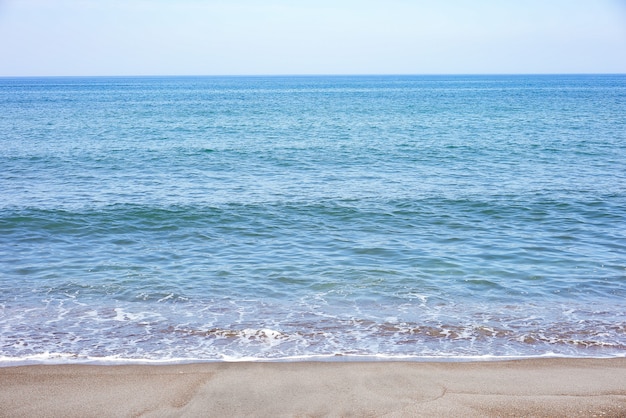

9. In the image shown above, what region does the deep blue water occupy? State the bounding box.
[0,75,625,363]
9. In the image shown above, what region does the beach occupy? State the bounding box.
[1,358,625,417]
[1,76,625,416]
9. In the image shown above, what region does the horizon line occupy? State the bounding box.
[1,72,625,79]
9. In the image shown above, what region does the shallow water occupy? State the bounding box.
[1,75,625,363]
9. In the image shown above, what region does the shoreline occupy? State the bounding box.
[1,358,625,417]
[1,353,625,367]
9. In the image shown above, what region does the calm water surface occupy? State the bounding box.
[0,75,625,363]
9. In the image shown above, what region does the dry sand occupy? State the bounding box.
[1,358,625,417]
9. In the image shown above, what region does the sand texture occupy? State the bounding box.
[1,358,625,417]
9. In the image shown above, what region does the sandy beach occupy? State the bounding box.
[1,358,624,417]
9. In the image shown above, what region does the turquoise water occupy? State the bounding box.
[1,75,625,363]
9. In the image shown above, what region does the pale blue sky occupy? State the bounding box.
[1,0,625,76]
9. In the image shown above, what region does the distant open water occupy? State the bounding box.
[0,75,625,364]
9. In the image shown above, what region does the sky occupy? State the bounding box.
[0,0,625,76]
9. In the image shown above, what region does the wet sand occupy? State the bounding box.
[1,358,625,417]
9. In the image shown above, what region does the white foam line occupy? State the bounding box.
[1,352,624,367]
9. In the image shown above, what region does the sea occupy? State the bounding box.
[0,74,625,365]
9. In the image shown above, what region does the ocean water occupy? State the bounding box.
[0,75,625,364]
